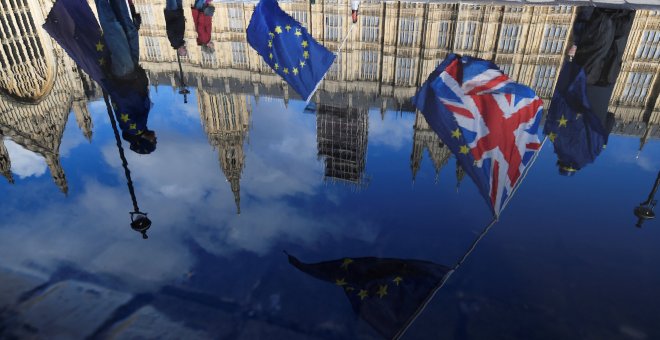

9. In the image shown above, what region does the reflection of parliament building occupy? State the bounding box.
[0,0,94,193]
[1,1,659,195]
[133,0,659,184]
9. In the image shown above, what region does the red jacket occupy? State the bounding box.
[191,8,212,45]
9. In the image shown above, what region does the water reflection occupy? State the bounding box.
[0,1,659,338]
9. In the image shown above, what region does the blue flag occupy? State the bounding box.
[288,254,451,339]
[42,0,110,86]
[247,0,335,102]
[543,61,611,175]
[412,54,543,216]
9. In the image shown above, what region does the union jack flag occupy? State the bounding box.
[412,54,543,216]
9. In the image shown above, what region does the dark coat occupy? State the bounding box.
[164,8,186,49]
[572,8,635,86]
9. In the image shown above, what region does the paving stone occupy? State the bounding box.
[102,305,210,340]
[17,280,132,339]
[0,267,47,307]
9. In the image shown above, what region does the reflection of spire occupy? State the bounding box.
[283,83,289,109]
[0,137,13,184]
[46,154,67,194]
[637,124,653,159]
[410,113,451,184]
[455,160,464,192]
[197,89,250,215]
[72,100,93,141]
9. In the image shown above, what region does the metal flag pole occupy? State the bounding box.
[103,92,152,239]
[177,53,190,103]
[393,137,547,339]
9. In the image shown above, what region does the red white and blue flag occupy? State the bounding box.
[412,54,543,216]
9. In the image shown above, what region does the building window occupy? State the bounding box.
[550,5,572,14]
[540,25,568,54]
[134,4,155,27]
[325,15,342,42]
[228,5,243,32]
[144,37,161,60]
[437,21,450,48]
[328,52,342,80]
[499,24,520,53]
[500,63,513,76]
[201,49,217,67]
[456,22,477,50]
[361,16,379,42]
[635,30,660,60]
[395,57,414,85]
[622,72,653,103]
[291,11,308,25]
[532,65,557,97]
[399,17,418,47]
[232,42,247,67]
[360,50,378,80]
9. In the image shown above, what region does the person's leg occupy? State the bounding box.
[109,0,140,65]
[94,0,135,77]
[165,0,180,10]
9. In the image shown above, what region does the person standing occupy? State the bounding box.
[164,0,188,56]
[191,0,215,52]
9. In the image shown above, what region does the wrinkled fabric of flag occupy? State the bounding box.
[43,0,110,85]
[412,54,543,216]
[43,0,151,137]
[288,254,451,340]
[247,0,335,102]
[543,61,611,174]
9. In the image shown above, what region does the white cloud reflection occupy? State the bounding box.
[0,98,377,287]
[4,139,47,178]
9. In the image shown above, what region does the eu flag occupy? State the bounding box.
[412,54,543,216]
[288,254,451,339]
[247,0,335,102]
[42,0,109,86]
[543,61,612,175]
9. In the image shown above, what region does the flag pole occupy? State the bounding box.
[304,23,356,103]
[394,137,547,339]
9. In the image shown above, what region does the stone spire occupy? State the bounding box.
[0,137,13,184]
[45,153,67,194]
[72,100,93,141]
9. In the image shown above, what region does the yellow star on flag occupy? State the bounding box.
[451,128,461,139]
[299,61,305,68]
[285,25,291,31]
[340,258,353,270]
[459,145,470,155]
[392,276,403,286]
[292,67,299,75]
[268,40,272,48]
[136,130,143,135]
[274,63,279,70]
[275,26,283,34]
[120,114,130,123]
[95,41,104,52]
[358,289,369,300]
[269,53,273,60]
[335,278,346,286]
[98,57,105,66]
[377,285,388,298]
[345,286,355,292]
[558,115,568,127]
[548,132,557,142]
[294,29,302,36]
[283,68,289,74]
[129,123,137,130]
[301,40,308,48]
[269,32,274,37]
[303,51,309,59]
